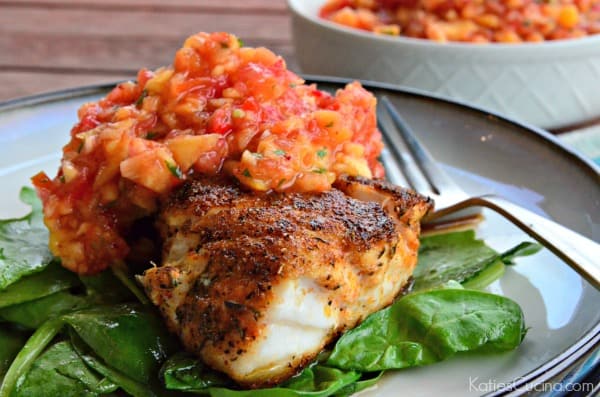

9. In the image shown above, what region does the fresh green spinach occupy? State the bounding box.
[326,288,526,371]
[11,341,118,397]
[414,230,541,290]
[160,353,230,391]
[0,187,53,290]
[0,267,136,329]
[70,334,159,397]
[0,262,79,308]
[0,304,178,397]
[161,354,363,396]
[0,318,64,397]
[0,291,91,329]
[0,328,28,380]
[62,303,179,383]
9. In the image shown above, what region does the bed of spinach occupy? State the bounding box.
[0,187,541,397]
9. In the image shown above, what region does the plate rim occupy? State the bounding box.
[0,78,598,396]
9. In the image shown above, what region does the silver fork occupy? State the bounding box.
[378,96,600,290]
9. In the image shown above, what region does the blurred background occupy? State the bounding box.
[0,0,294,102]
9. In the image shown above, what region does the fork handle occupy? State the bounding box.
[430,195,600,290]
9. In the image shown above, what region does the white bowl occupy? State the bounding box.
[288,0,600,129]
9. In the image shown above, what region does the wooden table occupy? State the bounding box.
[0,0,294,102]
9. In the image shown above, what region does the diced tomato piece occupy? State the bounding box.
[207,105,233,135]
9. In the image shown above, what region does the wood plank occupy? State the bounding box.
[0,1,297,102]
[0,71,131,102]
[0,0,288,12]
[0,7,291,40]
[0,33,297,72]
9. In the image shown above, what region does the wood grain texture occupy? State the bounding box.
[0,33,297,72]
[0,0,288,12]
[0,7,291,39]
[0,0,294,101]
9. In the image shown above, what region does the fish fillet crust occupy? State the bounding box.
[140,174,433,388]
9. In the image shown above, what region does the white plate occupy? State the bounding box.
[0,80,598,396]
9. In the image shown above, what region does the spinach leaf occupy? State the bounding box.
[414,230,540,290]
[0,187,53,290]
[278,365,361,396]
[70,334,158,397]
[161,354,363,396]
[0,291,91,329]
[326,288,526,372]
[160,353,230,391]
[461,260,505,290]
[0,261,79,308]
[12,341,118,397]
[79,270,137,303]
[108,264,150,304]
[62,303,179,383]
[456,241,540,290]
[0,318,64,397]
[330,372,382,397]
[2,304,178,397]
[498,241,543,264]
[0,328,28,380]
[0,269,138,329]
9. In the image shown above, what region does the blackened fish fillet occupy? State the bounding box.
[140,174,432,388]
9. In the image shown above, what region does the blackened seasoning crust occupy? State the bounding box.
[141,174,432,388]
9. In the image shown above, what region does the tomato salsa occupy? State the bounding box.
[320,0,600,43]
[32,32,384,275]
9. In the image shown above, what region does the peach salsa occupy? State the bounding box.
[32,32,385,276]
[319,0,600,42]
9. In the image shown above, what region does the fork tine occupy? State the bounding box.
[380,96,461,196]
[378,146,410,187]
[377,103,433,194]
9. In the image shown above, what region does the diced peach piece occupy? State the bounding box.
[313,110,352,142]
[558,5,579,28]
[441,20,478,41]
[145,68,174,94]
[314,110,342,129]
[476,14,501,29]
[120,148,180,193]
[166,133,221,172]
[425,22,448,41]
[95,132,131,188]
[495,29,523,43]
[128,136,160,157]
[238,47,278,66]
[331,7,361,28]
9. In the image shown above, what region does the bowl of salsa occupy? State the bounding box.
[288,0,600,129]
